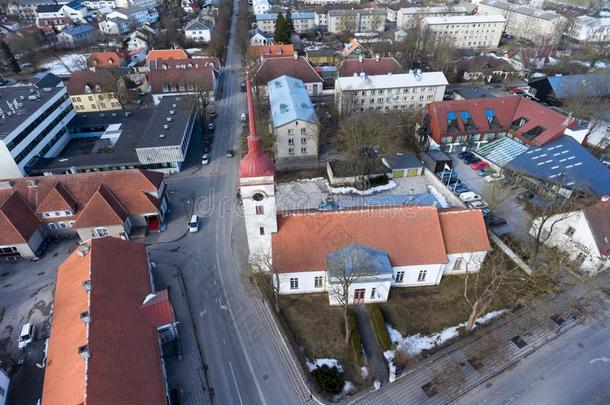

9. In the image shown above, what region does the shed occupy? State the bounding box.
[419,151,452,173]
[383,153,424,178]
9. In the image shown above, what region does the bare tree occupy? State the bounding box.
[250,252,281,313]
[327,246,370,345]
[96,68,136,108]
[337,12,357,34]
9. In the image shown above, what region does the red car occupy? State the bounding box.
[471,161,490,170]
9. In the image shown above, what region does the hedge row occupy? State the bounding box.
[347,309,365,368]
[369,304,392,351]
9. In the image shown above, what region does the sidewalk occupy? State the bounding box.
[352,306,389,384]
[153,263,211,405]
[351,293,584,405]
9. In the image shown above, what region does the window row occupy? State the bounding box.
[395,269,427,283]
[290,276,325,290]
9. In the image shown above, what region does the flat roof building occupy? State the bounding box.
[422,14,506,49]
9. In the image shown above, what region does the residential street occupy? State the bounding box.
[455,316,610,405]
[146,3,303,405]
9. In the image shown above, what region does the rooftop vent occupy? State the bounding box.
[42,87,52,92]
[163,124,169,129]
[172,104,177,108]
[80,311,90,324]
[100,113,106,118]
[82,279,92,292]
[112,113,117,117]
[159,134,165,138]
[124,112,131,117]
[169,110,175,115]
[78,345,90,359]
[27,179,38,187]
[166,117,173,122]
[77,243,90,256]
[19,95,25,100]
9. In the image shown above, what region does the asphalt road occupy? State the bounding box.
[455,315,610,405]
[148,3,302,405]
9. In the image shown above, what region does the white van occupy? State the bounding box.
[188,215,199,233]
[240,112,247,122]
[459,191,482,203]
[18,323,35,349]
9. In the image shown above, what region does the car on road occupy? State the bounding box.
[458,151,474,160]
[226,150,234,158]
[471,161,490,170]
[486,214,508,227]
[467,200,490,216]
[201,153,210,165]
[18,323,35,349]
[240,112,247,121]
[188,215,200,233]
[459,191,482,203]
[208,122,215,131]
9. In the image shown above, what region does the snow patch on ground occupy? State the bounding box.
[426,185,448,207]
[383,351,396,383]
[360,366,368,379]
[387,310,506,357]
[40,54,88,77]
[306,358,343,372]
[342,381,355,394]
[328,180,397,196]
[483,52,523,71]
[594,60,608,69]
[295,177,325,183]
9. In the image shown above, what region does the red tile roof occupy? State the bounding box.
[584,199,610,257]
[438,208,492,254]
[0,193,41,244]
[42,237,167,405]
[426,96,575,147]
[145,48,190,64]
[0,170,163,238]
[88,51,123,67]
[139,289,175,328]
[338,57,402,77]
[66,71,109,95]
[254,56,323,87]
[272,206,448,273]
[148,60,215,94]
[249,44,295,58]
[73,184,129,228]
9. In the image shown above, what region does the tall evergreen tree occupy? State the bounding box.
[285,10,294,34]
[273,12,290,44]
[0,40,20,74]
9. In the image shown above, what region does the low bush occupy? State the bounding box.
[312,365,344,395]
[348,309,364,368]
[369,304,392,351]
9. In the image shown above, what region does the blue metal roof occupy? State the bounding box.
[256,13,277,21]
[268,75,318,128]
[66,1,86,10]
[292,12,315,19]
[327,244,393,278]
[62,24,95,36]
[507,136,610,196]
[546,73,610,99]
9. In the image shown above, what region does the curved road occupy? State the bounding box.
[149,3,303,405]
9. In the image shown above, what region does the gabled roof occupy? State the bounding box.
[268,75,318,127]
[327,244,393,279]
[0,192,40,244]
[42,237,167,405]
[139,289,175,328]
[66,70,111,95]
[145,48,190,64]
[249,43,294,58]
[148,60,215,94]
[272,205,449,273]
[583,200,610,257]
[438,208,492,254]
[184,16,213,31]
[36,182,77,213]
[338,57,402,77]
[88,51,123,67]
[73,185,128,228]
[254,56,323,87]
[536,73,610,99]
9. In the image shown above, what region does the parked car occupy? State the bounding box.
[18,323,35,349]
[484,173,504,183]
[188,215,199,233]
[464,156,480,164]
[467,200,489,216]
[452,184,470,195]
[471,161,490,170]
[208,122,215,131]
[204,135,214,145]
[478,169,490,176]
[486,214,508,227]
[459,191,482,203]
[458,151,474,160]
[226,150,234,158]
[201,153,210,165]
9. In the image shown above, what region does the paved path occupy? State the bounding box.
[352,306,389,384]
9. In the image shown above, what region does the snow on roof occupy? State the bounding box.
[337,71,448,90]
[268,75,318,128]
[424,14,506,25]
[400,6,467,15]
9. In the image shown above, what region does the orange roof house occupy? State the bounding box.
[88,51,124,68]
[145,48,190,65]
[249,44,295,58]
[42,237,168,405]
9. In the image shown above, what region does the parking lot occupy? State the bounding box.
[445,153,534,243]
[0,239,77,405]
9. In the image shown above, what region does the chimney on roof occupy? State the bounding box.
[82,279,92,292]
[602,195,609,207]
[293,51,298,60]
[375,54,380,62]
[77,243,90,256]
[80,311,90,324]
[78,345,90,359]
[358,54,363,63]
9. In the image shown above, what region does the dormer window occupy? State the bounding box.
[523,126,545,141]
[460,111,475,131]
[485,109,499,129]
[511,116,528,130]
[447,112,459,131]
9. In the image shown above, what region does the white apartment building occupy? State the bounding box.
[566,16,610,43]
[184,17,214,43]
[327,8,386,34]
[0,74,76,178]
[302,0,359,4]
[476,0,566,42]
[115,0,157,9]
[335,70,448,114]
[397,6,468,29]
[255,12,316,34]
[268,75,319,163]
[107,6,151,26]
[422,14,506,49]
[82,0,117,9]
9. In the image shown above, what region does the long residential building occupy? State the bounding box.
[422,14,506,49]
[476,0,566,42]
[335,70,448,114]
[0,73,75,179]
[255,12,317,34]
[327,8,387,33]
[566,16,610,43]
[396,6,468,29]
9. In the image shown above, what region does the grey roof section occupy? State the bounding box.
[61,23,95,36]
[477,137,529,167]
[268,75,318,128]
[452,86,496,99]
[328,8,386,16]
[385,153,423,170]
[544,73,610,99]
[184,17,213,31]
[37,4,63,12]
[0,83,65,139]
[28,96,195,172]
[479,0,564,21]
[327,244,393,279]
[318,193,439,210]
[33,72,63,88]
[506,136,610,196]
